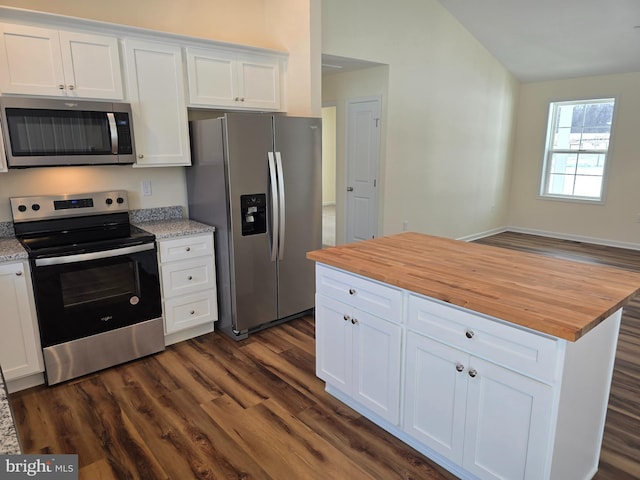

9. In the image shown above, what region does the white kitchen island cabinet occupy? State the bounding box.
[308,232,640,480]
[0,23,123,99]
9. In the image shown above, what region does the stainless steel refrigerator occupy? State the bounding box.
[186,113,322,340]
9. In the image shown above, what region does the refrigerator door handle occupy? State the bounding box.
[275,151,286,260]
[268,151,279,262]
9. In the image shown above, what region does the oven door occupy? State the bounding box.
[31,242,162,347]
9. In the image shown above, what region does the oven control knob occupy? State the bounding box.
[105,198,113,205]
[116,197,124,204]
[32,203,40,211]
[18,204,27,212]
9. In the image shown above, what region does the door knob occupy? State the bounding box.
[347,186,354,191]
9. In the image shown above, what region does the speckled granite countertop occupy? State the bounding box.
[0,368,21,454]
[134,219,215,240]
[0,237,27,263]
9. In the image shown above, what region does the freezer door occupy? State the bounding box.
[225,113,279,332]
[273,116,322,319]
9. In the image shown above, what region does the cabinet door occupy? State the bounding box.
[352,308,402,424]
[0,23,65,96]
[236,53,281,110]
[463,357,553,480]
[315,294,352,395]
[124,39,191,166]
[0,262,43,380]
[186,47,238,107]
[59,31,123,99]
[403,332,466,462]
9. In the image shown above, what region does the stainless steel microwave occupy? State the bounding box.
[0,97,135,168]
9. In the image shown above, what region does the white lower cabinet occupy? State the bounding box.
[316,294,402,424]
[404,332,553,480]
[158,233,218,344]
[0,261,43,382]
[314,264,621,480]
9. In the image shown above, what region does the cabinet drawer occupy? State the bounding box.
[159,233,213,263]
[164,289,217,334]
[408,294,560,382]
[161,257,215,298]
[316,265,402,321]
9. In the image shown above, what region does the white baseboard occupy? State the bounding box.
[460,225,640,251]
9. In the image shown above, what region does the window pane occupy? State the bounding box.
[548,174,575,195]
[575,153,604,176]
[549,153,577,174]
[573,175,602,198]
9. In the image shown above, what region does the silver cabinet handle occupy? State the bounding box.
[15,271,22,276]
[190,310,195,315]
[58,84,65,90]
[348,288,356,295]
[468,369,478,378]
[351,318,359,325]
[68,85,75,90]
[456,364,464,372]
[138,154,144,159]
[347,186,354,192]
[343,315,351,322]
[186,247,191,252]
[187,276,193,281]
[465,330,475,339]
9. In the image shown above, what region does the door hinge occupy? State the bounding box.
[374,179,377,187]
[374,118,380,127]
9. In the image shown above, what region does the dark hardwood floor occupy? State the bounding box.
[9,231,640,479]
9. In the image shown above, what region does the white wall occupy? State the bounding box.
[322,0,519,239]
[508,72,640,246]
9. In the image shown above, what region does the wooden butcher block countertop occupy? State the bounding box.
[307,232,640,341]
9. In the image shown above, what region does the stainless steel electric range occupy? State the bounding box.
[11,191,164,385]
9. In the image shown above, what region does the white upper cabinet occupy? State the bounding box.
[0,23,123,99]
[186,47,282,111]
[123,38,191,167]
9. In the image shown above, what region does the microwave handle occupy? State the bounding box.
[107,112,118,154]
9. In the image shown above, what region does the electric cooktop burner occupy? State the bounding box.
[10,191,155,258]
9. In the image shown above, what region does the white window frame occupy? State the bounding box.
[539,97,616,203]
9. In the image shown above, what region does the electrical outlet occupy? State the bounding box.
[141,180,152,196]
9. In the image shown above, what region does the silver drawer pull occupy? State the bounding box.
[187,276,193,281]
[465,330,475,339]
[15,271,22,276]
[186,247,191,252]
[348,288,356,295]
[468,369,478,378]
[351,317,359,325]
[190,310,195,315]
[456,364,464,372]
[343,315,350,322]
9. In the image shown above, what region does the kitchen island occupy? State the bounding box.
[307,232,640,480]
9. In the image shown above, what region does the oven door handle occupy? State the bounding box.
[35,243,155,267]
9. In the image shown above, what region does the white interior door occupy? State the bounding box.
[346,97,380,243]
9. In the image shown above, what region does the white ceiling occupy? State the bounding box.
[435,0,640,82]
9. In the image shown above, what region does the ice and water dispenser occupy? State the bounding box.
[241,194,267,236]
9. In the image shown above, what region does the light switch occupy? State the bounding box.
[141,180,152,196]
